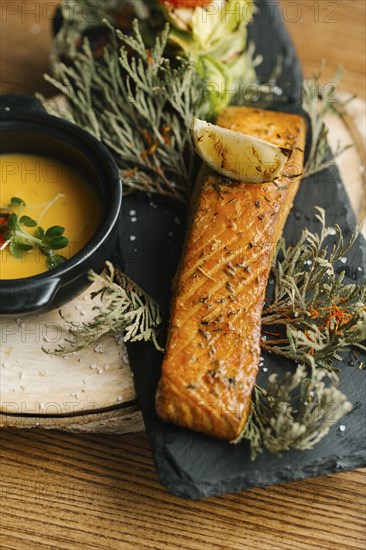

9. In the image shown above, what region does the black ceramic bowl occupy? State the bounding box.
[0,95,122,315]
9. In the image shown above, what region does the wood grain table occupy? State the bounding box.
[1,2,365,549]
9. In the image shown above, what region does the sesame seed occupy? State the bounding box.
[131,217,137,222]
[90,364,97,369]
[358,266,363,272]
[129,210,136,216]
[117,396,123,402]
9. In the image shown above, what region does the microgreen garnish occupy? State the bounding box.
[0,197,69,269]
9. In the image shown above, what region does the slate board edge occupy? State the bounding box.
[155,448,366,501]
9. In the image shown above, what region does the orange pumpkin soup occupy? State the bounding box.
[0,154,102,279]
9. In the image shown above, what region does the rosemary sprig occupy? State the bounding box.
[302,65,354,178]
[46,262,163,355]
[239,365,353,460]
[0,197,68,269]
[43,21,205,203]
[262,208,366,370]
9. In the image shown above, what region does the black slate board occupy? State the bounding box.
[112,0,366,499]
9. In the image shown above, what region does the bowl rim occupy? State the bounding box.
[0,110,123,286]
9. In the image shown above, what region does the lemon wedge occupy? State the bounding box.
[192,118,291,183]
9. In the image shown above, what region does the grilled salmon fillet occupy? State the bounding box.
[156,106,306,441]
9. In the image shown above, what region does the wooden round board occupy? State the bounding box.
[1,96,365,433]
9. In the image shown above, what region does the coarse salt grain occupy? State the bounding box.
[129,210,136,216]
[117,396,123,402]
[263,367,268,372]
[130,235,136,242]
[340,257,347,264]
[131,217,137,222]
[339,425,346,432]
[90,364,97,369]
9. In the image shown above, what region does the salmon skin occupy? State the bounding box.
[156,106,306,441]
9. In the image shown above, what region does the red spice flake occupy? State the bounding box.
[146,49,153,65]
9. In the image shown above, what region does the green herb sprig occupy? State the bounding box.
[0,197,68,269]
[43,21,206,204]
[45,261,163,355]
[302,65,354,178]
[261,208,366,370]
[239,365,353,460]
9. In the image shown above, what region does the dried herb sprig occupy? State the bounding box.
[43,21,205,203]
[262,208,366,370]
[239,365,352,460]
[46,262,163,355]
[302,65,354,178]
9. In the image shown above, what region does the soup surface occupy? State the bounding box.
[0,154,102,279]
